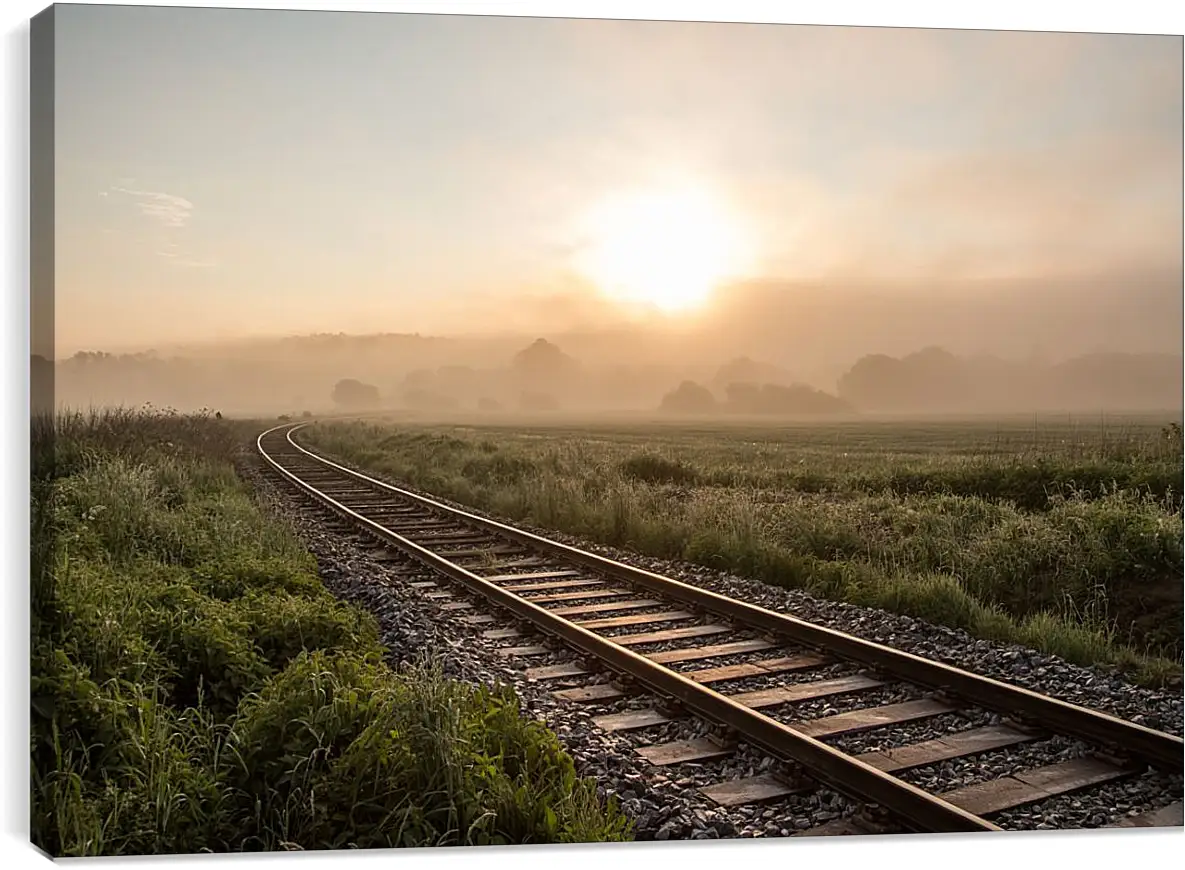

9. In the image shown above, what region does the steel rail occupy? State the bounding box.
[258,424,999,833]
[273,423,1184,774]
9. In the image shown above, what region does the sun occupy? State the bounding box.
[575,185,752,312]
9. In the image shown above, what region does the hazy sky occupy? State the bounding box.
[52,5,1183,354]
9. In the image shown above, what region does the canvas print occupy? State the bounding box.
[29,3,1183,857]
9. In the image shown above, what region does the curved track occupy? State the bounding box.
[258,422,1183,836]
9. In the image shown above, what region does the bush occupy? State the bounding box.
[193,556,326,601]
[659,381,716,414]
[300,418,1183,687]
[460,454,536,486]
[619,454,700,486]
[863,460,1183,512]
[229,654,632,849]
[33,409,631,854]
[139,585,271,716]
[332,379,381,409]
[30,647,224,856]
[238,591,383,670]
[225,652,390,847]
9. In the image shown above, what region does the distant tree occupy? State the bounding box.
[723,382,763,413]
[659,381,717,414]
[763,383,852,415]
[403,369,437,391]
[511,340,581,405]
[837,347,967,413]
[724,382,851,415]
[301,410,312,419]
[512,339,579,378]
[519,391,559,411]
[836,354,906,411]
[437,364,475,381]
[331,378,381,408]
[712,356,793,394]
[70,350,113,364]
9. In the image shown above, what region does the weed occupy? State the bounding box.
[32,408,631,854]
[304,417,1183,687]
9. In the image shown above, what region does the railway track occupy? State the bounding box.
[257,422,1184,836]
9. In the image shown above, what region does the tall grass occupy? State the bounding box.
[304,418,1183,687]
[31,408,631,855]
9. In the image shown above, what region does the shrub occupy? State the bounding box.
[193,556,326,601]
[238,591,382,670]
[659,381,716,414]
[33,409,630,853]
[300,418,1183,687]
[619,454,700,486]
[138,584,271,717]
[461,454,535,486]
[331,379,381,409]
[228,654,632,849]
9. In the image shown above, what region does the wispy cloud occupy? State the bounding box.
[108,185,194,228]
[156,249,217,268]
[103,184,217,268]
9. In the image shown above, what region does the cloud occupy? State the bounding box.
[109,185,194,228]
[155,249,216,268]
[104,187,215,267]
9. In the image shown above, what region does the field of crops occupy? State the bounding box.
[303,414,1184,688]
[31,409,630,856]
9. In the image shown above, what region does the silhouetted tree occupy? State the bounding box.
[723,382,763,413]
[837,349,971,412]
[510,339,581,404]
[836,354,905,411]
[660,381,717,414]
[725,382,851,415]
[403,369,436,391]
[712,356,793,393]
[512,339,579,378]
[519,391,559,411]
[331,378,380,408]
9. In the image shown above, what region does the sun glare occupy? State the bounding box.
[575,186,751,313]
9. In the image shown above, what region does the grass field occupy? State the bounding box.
[302,414,1184,688]
[31,408,631,856]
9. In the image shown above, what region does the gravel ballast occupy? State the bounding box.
[239,445,1184,837]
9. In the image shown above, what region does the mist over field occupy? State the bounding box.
[40,268,1184,417]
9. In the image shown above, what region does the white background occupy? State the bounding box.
[3,1,1182,868]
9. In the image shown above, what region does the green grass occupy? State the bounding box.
[302,416,1183,688]
[31,408,631,856]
